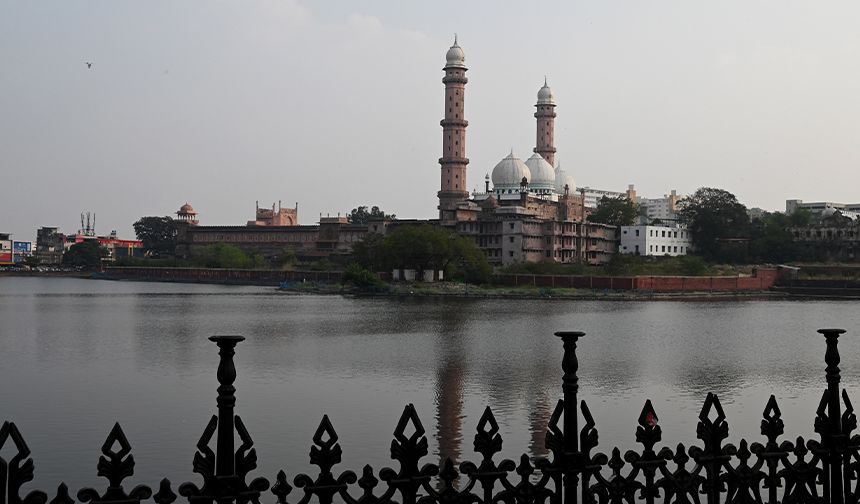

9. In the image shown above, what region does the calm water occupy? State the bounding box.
[1,277,859,493]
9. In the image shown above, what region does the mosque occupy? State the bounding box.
[173,37,620,266]
[437,37,618,264]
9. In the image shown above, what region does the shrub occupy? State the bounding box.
[342,263,386,289]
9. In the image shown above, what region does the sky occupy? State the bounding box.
[3,0,860,241]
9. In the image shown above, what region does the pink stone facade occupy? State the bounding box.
[534,102,556,166]
[438,56,470,224]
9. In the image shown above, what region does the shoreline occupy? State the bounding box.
[7,270,858,301]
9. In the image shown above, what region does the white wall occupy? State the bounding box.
[619,225,692,256]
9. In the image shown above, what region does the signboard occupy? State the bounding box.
[13,241,32,254]
[0,252,11,264]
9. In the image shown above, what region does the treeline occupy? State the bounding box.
[679,187,817,264]
[352,225,492,284]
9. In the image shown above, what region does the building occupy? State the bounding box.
[637,189,684,224]
[436,38,621,265]
[786,199,860,220]
[35,227,65,265]
[790,215,860,262]
[247,201,297,227]
[0,234,11,265]
[174,203,369,263]
[619,225,692,257]
[65,230,144,262]
[580,186,637,209]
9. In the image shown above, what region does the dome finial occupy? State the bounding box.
[454,33,458,46]
[544,75,547,86]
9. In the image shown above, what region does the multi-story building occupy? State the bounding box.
[619,225,692,257]
[786,199,860,220]
[636,189,684,224]
[175,204,368,263]
[35,227,65,265]
[790,218,860,262]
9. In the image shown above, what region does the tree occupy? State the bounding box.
[587,196,638,227]
[353,225,492,283]
[193,244,264,269]
[63,241,108,269]
[748,211,809,263]
[347,206,396,225]
[133,216,178,257]
[352,232,387,272]
[679,187,750,262]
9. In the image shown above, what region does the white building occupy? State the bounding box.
[619,225,693,256]
[637,189,684,224]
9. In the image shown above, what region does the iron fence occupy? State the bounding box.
[2,329,858,504]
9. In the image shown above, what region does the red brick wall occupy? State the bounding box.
[493,268,779,292]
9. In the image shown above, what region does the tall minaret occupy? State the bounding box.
[438,35,469,225]
[534,77,556,166]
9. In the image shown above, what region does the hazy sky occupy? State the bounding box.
[3,1,860,240]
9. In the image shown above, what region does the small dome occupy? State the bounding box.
[445,35,466,68]
[525,153,556,192]
[178,203,196,214]
[554,161,576,194]
[537,78,555,105]
[491,151,531,190]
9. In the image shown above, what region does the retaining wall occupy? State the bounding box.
[104,267,342,285]
[494,267,780,292]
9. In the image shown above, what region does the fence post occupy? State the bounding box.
[210,335,245,478]
[820,328,847,504]
[556,331,585,504]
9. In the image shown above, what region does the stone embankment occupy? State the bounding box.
[102,266,341,285]
[103,266,783,296]
[494,267,780,292]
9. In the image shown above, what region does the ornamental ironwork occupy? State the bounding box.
[1,329,858,504]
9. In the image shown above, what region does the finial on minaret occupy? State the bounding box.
[544,75,547,86]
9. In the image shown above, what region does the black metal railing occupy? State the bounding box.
[2,330,859,504]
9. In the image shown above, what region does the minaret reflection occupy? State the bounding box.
[527,365,556,459]
[433,301,469,468]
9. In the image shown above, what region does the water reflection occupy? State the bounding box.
[3,277,860,492]
[433,301,469,466]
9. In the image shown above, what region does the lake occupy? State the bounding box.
[0,276,857,493]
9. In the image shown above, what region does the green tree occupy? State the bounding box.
[193,244,261,269]
[587,196,638,227]
[748,211,815,263]
[352,232,387,271]
[679,187,750,262]
[63,241,108,269]
[347,206,396,225]
[356,225,491,283]
[342,262,386,289]
[133,216,178,257]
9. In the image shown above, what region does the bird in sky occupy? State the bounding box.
[85,62,92,69]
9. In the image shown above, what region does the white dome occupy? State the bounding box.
[554,161,576,194]
[445,36,465,68]
[537,78,555,105]
[525,152,556,192]
[491,151,531,190]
